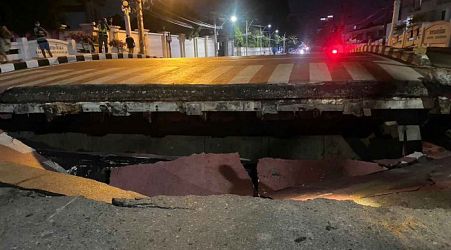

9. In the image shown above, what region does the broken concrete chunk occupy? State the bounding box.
[423,142,451,160]
[257,158,385,195]
[110,153,254,197]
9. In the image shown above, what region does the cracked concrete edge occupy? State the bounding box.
[0,162,147,203]
[0,97,446,118]
[0,131,67,173]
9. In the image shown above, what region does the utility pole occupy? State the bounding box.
[212,13,218,57]
[245,20,249,56]
[136,0,146,55]
[389,0,402,46]
[122,1,132,36]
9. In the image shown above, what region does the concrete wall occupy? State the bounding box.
[170,35,181,58]
[10,132,360,161]
[196,37,206,57]
[147,33,164,58]
[185,39,195,58]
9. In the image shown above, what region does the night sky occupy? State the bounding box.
[180,0,390,38]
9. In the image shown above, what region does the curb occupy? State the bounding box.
[0,53,153,74]
[351,45,427,66]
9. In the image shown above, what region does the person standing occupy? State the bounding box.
[0,25,12,63]
[34,21,53,58]
[125,35,135,54]
[97,18,110,53]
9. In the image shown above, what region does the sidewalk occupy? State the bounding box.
[0,52,153,74]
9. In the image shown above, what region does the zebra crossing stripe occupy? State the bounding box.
[17,69,96,87]
[268,64,294,84]
[0,70,71,87]
[125,67,178,84]
[0,69,48,82]
[289,63,310,83]
[377,63,423,81]
[50,68,120,85]
[192,66,234,84]
[229,65,263,84]
[156,66,207,84]
[342,62,376,81]
[85,68,150,84]
[309,63,332,82]
[250,64,278,84]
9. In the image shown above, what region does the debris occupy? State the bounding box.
[110,153,254,197]
[423,142,451,160]
[375,152,426,169]
[257,158,386,195]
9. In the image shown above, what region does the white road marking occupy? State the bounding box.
[309,63,332,82]
[85,68,149,84]
[0,69,48,81]
[268,64,294,84]
[342,62,376,81]
[16,69,95,87]
[0,70,71,86]
[192,66,234,83]
[124,67,179,84]
[229,65,263,84]
[377,63,423,81]
[156,66,206,84]
[50,68,120,85]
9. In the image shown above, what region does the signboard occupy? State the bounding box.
[422,21,451,48]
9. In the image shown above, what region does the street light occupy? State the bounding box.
[268,24,272,28]
[320,17,327,21]
[275,29,279,34]
[230,16,238,23]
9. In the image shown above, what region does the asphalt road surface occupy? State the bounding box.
[0,53,425,92]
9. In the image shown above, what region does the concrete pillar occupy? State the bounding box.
[194,37,199,58]
[445,7,451,21]
[161,32,170,58]
[204,36,209,57]
[179,34,186,58]
[67,39,77,55]
[17,37,32,60]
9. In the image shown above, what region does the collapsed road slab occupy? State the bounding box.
[0,162,146,203]
[110,153,254,197]
[0,131,64,172]
[257,158,386,196]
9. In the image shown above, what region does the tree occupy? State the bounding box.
[233,25,244,47]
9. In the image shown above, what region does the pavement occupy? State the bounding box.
[1,186,450,249]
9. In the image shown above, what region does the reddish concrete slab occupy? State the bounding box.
[257,158,385,195]
[110,153,254,197]
[423,142,451,160]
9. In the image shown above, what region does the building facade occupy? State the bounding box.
[400,0,451,22]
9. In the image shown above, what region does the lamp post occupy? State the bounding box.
[121,1,132,37]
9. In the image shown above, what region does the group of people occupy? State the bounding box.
[0,19,137,64]
[97,18,136,54]
[0,21,53,63]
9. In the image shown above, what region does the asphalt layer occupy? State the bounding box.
[1,187,450,250]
